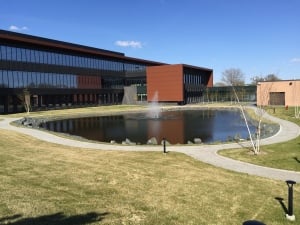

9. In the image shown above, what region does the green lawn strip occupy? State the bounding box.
[4,105,148,119]
[0,129,298,224]
[219,106,300,171]
[5,102,240,120]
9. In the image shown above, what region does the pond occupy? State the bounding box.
[42,109,278,145]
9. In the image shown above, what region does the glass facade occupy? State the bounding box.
[183,68,210,85]
[0,70,77,88]
[183,68,209,103]
[0,34,159,114]
[0,44,150,91]
[204,86,257,102]
[0,45,146,72]
[183,73,202,85]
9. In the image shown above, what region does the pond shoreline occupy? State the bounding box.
[13,104,280,145]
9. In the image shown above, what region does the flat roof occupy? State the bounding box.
[146,63,213,72]
[0,29,124,57]
[258,79,300,83]
[0,29,165,66]
[181,64,213,72]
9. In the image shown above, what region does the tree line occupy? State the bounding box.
[214,68,281,86]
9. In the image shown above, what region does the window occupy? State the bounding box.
[10,47,17,61]
[8,71,13,88]
[29,72,36,87]
[0,70,2,87]
[26,49,31,62]
[2,70,9,87]
[5,47,10,60]
[18,71,24,88]
[21,48,26,61]
[38,51,43,64]
[30,50,35,63]
[0,46,3,60]
[16,48,22,61]
[57,54,61,65]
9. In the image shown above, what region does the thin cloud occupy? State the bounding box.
[115,40,143,48]
[9,25,28,32]
[290,58,300,63]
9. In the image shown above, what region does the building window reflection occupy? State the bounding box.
[0,44,148,74]
[0,70,105,90]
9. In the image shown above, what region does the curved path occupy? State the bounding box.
[1,109,300,182]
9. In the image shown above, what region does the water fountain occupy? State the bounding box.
[146,91,161,119]
[44,96,279,144]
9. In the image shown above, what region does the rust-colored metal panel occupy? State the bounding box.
[77,75,101,89]
[147,64,184,102]
[207,71,213,87]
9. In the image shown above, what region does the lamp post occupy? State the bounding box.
[163,137,167,154]
[286,180,296,221]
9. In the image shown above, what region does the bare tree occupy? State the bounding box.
[231,86,258,154]
[214,81,226,87]
[230,81,272,155]
[18,89,31,114]
[254,82,275,153]
[295,107,300,119]
[222,68,245,86]
[265,74,280,81]
[292,81,300,119]
[250,74,280,85]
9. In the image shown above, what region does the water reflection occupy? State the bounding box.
[43,109,267,144]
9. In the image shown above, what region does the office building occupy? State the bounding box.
[0,30,213,114]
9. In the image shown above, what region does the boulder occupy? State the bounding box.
[147,137,158,145]
[122,138,136,145]
[193,138,202,144]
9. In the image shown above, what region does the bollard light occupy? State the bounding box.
[286,180,296,221]
[163,137,167,154]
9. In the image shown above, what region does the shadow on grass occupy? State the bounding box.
[0,212,109,225]
[242,220,266,225]
[275,197,288,214]
[234,141,256,154]
[293,157,300,163]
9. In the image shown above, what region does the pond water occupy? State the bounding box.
[42,109,273,144]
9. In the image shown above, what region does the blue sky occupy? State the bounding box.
[1,0,300,83]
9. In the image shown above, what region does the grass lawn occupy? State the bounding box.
[219,106,300,171]
[1,105,149,119]
[1,104,300,224]
[0,128,299,224]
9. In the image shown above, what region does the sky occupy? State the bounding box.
[1,0,300,84]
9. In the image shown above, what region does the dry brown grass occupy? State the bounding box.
[1,128,299,224]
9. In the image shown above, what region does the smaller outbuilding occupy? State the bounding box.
[257,80,300,106]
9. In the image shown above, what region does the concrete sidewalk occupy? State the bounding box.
[1,110,300,182]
